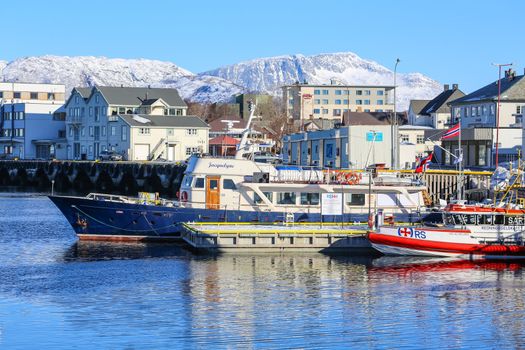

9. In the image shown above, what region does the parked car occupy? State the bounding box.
[98,150,123,161]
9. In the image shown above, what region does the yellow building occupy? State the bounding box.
[282,83,394,122]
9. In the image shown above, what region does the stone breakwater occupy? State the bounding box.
[0,160,186,198]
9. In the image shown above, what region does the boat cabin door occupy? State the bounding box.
[206,176,221,209]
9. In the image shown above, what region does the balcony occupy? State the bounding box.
[66,115,83,124]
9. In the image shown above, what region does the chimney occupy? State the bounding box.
[444,84,450,91]
[452,84,458,90]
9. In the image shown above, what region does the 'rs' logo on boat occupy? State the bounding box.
[398,227,413,237]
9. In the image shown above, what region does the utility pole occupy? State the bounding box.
[492,62,513,167]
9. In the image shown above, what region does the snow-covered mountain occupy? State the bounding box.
[0,55,243,103]
[202,52,442,110]
[0,53,442,110]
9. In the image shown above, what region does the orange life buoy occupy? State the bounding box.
[180,191,188,202]
[367,214,374,229]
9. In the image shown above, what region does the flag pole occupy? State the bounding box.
[457,116,462,201]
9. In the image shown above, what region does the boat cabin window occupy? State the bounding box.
[300,193,319,205]
[277,192,296,205]
[194,178,204,188]
[254,192,273,204]
[494,215,504,225]
[209,179,219,190]
[346,193,365,206]
[223,179,237,190]
[183,176,193,187]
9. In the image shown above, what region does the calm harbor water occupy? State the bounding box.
[1,193,525,349]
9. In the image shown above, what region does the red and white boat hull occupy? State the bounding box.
[369,226,525,259]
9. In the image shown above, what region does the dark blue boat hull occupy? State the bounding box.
[49,195,435,240]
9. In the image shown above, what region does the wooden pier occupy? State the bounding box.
[181,222,373,253]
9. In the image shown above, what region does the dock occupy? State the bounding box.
[181,222,373,253]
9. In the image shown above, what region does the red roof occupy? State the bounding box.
[209,135,240,145]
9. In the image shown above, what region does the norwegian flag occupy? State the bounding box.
[415,152,433,173]
[441,122,460,140]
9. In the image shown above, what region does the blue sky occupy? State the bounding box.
[2,0,523,92]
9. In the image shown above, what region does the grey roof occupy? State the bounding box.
[119,114,208,128]
[343,111,407,125]
[450,75,525,105]
[75,87,92,99]
[94,86,186,107]
[409,99,430,115]
[420,88,465,115]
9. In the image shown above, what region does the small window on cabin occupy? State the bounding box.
[254,192,273,204]
[194,178,204,188]
[300,193,320,205]
[346,193,365,206]
[277,192,296,205]
[494,215,504,225]
[183,176,193,187]
[223,179,237,190]
[209,180,218,190]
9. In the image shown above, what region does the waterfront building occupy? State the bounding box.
[449,71,525,128]
[408,84,465,129]
[64,86,209,161]
[282,82,394,122]
[0,82,66,159]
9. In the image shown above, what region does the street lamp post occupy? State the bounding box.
[492,62,513,167]
[393,58,400,169]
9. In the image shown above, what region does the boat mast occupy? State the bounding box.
[235,100,257,160]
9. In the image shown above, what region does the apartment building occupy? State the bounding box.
[282,82,394,122]
[64,86,208,161]
[0,83,66,159]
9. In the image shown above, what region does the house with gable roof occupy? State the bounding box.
[64,86,208,161]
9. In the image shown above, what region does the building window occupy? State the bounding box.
[356,90,363,95]
[186,129,197,135]
[322,99,329,104]
[322,109,328,114]
[518,106,522,114]
[118,107,126,114]
[138,128,150,135]
[417,135,424,144]
[15,128,24,137]
[47,93,55,100]
[95,95,99,103]
[335,90,342,95]
[3,145,12,154]
[322,89,329,95]
[110,126,116,136]
[89,126,94,137]
[471,106,476,116]
[364,100,370,105]
[356,100,362,105]
[121,126,127,141]
[81,127,85,137]
[477,106,481,115]
[94,107,99,121]
[314,99,320,104]
[364,90,371,95]
[0,92,3,98]
[13,92,21,99]
[333,109,341,116]
[346,193,365,206]
[313,109,320,114]
[364,109,370,112]
[400,134,409,142]
[335,99,341,105]
[185,147,200,156]
[377,90,384,96]
[343,99,349,104]
[377,100,384,105]
[30,92,38,99]
[482,105,487,115]
[465,107,470,117]
[102,126,106,137]
[314,89,320,95]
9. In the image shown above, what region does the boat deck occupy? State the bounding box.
[181,222,373,253]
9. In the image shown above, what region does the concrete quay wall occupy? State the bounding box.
[0,160,186,198]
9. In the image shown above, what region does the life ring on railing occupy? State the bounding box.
[346,172,361,185]
[180,191,188,202]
